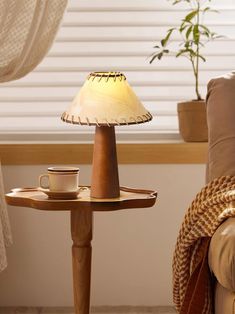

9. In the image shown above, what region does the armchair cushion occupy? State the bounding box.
[208,217,235,292]
[214,282,235,314]
[206,72,235,181]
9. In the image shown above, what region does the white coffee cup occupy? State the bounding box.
[39,167,79,192]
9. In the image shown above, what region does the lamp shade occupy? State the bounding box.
[61,72,152,126]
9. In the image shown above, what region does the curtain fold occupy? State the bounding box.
[0,0,68,272]
[0,162,12,272]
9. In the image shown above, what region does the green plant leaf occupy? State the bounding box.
[180,22,188,32]
[199,25,210,33]
[199,25,210,38]
[212,34,224,39]
[184,40,191,48]
[202,7,211,13]
[176,48,196,58]
[201,6,219,14]
[161,28,175,47]
[198,54,206,62]
[171,0,191,4]
[186,25,193,39]
[193,24,200,44]
[184,10,198,22]
[205,8,219,13]
[172,0,181,5]
[149,48,170,63]
[169,27,176,32]
[149,53,160,64]
[176,50,185,58]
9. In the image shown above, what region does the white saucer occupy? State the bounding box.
[38,187,80,200]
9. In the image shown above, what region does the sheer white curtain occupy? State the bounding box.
[0,0,68,272]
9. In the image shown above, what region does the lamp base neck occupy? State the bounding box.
[91,126,120,199]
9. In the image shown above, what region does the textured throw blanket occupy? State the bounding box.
[173,176,235,314]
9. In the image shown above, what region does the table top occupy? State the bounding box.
[5,186,157,212]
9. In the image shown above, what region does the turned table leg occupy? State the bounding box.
[71,209,93,314]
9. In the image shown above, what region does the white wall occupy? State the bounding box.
[0,164,205,306]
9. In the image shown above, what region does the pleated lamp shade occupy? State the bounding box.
[61,72,152,126]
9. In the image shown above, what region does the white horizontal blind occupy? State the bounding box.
[0,0,235,142]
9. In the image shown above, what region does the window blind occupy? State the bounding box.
[0,0,234,142]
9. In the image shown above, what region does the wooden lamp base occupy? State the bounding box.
[91,126,120,199]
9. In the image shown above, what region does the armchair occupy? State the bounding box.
[206,72,235,313]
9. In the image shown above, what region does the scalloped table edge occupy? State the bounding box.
[5,186,158,211]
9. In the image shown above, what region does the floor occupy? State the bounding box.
[0,307,176,314]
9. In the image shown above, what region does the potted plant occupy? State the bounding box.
[150,0,221,142]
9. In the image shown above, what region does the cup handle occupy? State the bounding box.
[39,174,49,189]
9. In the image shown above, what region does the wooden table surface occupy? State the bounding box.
[6,186,157,211]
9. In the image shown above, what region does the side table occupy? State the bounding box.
[6,186,157,314]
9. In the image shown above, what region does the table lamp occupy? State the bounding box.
[61,72,152,199]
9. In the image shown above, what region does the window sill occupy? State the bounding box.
[0,142,208,165]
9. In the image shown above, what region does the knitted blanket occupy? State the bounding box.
[173,176,235,314]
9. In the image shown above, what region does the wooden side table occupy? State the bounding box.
[6,186,157,314]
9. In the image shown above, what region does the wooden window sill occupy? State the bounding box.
[0,143,208,165]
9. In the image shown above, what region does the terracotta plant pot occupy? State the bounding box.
[177,100,208,142]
